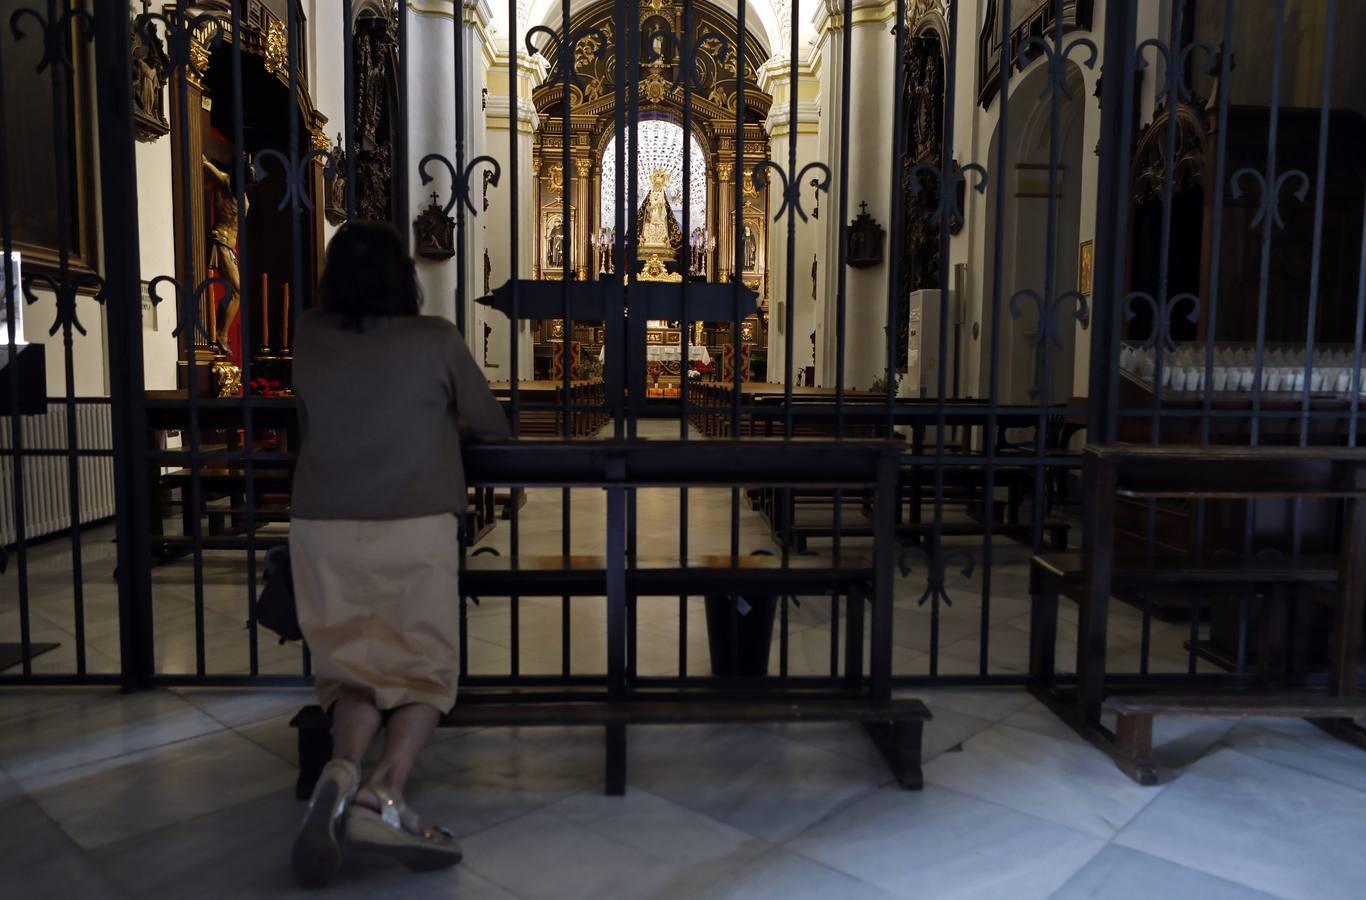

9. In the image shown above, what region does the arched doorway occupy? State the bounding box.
[981,61,1088,405]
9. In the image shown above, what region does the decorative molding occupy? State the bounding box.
[764,100,821,137]
[812,0,899,41]
[977,0,1094,107]
[484,93,541,131]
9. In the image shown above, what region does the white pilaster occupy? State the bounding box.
[479,47,546,378]
[760,56,823,384]
[814,0,898,390]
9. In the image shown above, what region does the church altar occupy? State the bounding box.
[598,343,711,364]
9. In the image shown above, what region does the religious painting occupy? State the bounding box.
[742,220,761,272]
[1078,240,1094,296]
[540,213,573,273]
[0,0,99,279]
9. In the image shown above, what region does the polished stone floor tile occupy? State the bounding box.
[172,686,315,729]
[1218,717,1366,794]
[401,726,604,839]
[789,784,1104,900]
[461,789,764,900]
[693,847,902,900]
[94,787,520,900]
[0,688,223,781]
[923,723,1163,839]
[1116,746,1366,900]
[1050,844,1280,900]
[19,728,296,850]
[913,687,1041,723]
[0,770,133,899]
[629,723,890,843]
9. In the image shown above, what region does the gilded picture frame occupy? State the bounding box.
[1078,239,1094,296]
[0,0,100,281]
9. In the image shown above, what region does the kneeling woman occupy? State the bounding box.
[288,222,510,887]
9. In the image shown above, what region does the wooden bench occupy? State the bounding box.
[1028,445,1366,784]
[292,695,930,800]
[289,439,929,800]
[1103,693,1366,775]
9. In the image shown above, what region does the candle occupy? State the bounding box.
[260,273,270,349]
[282,284,290,349]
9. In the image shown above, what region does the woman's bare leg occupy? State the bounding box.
[355,703,440,824]
[331,687,384,767]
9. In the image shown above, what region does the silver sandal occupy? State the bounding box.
[291,759,359,888]
[346,786,463,872]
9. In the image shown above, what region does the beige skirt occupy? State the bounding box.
[291,514,461,713]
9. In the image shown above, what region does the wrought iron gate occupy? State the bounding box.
[1,0,1359,692]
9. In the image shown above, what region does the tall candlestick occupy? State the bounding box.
[281,284,290,350]
[259,273,270,350]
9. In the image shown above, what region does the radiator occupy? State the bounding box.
[1,400,116,546]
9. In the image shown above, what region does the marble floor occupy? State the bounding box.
[2,683,1365,899]
[6,427,1362,896]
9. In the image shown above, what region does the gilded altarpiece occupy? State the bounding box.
[529,0,772,381]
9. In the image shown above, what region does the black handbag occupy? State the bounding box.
[255,544,302,643]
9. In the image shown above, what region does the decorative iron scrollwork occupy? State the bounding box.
[750,160,830,223]
[135,10,224,82]
[251,149,336,213]
[20,271,103,338]
[1125,291,1201,351]
[1009,289,1090,350]
[1016,34,1099,101]
[9,5,94,75]
[147,274,229,349]
[417,153,501,217]
[1230,168,1311,232]
[899,545,976,608]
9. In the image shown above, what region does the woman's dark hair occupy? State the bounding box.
[318,221,422,330]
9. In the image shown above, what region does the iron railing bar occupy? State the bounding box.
[830,0,853,632]
[1247,0,1289,449]
[611,0,625,439]
[230,0,260,677]
[170,0,208,679]
[1291,0,1339,558]
[1096,2,1140,446]
[777,0,800,646]
[1142,0,1188,578]
[285,0,309,678]
[560,0,573,679]
[0,12,33,675]
[730,0,745,567]
[343,0,357,216]
[94,8,155,689]
[679,0,696,680]
[508,0,522,676]
[453,0,467,334]
[396,0,410,245]
[1193,0,1237,562]
[978,0,1014,679]
[40,0,87,675]
[1351,210,1366,450]
[934,0,962,674]
[1031,0,1071,569]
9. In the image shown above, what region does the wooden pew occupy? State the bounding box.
[1028,445,1366,784]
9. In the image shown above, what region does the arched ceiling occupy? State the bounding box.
[490,0,822,60]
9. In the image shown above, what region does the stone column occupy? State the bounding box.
[714,160,734,282]
[760,55,822,384]
[481,46,546,378]
[815,0,899,391]
[573,156,591,281]
[405,0,459,324]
